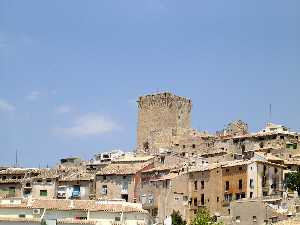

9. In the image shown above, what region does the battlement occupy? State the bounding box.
[137,92,192,112]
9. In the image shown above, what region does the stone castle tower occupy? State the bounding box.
[136,92,192,153]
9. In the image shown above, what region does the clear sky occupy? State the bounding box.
[1,0,300,167]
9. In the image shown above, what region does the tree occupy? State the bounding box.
[286,172,300,194]
[190,208,223,225]
[171,210,186,225]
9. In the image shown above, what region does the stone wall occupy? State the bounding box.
[136,92,192,153]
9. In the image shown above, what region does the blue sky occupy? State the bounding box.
[0,0,300,167]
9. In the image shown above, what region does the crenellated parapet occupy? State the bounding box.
[137,92,192,112]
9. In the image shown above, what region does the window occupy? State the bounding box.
[2,176,6,180]
[12,176,16,179]
[183,145,186,149]
[19,214,26,218]
[46,179,51,183]
[123,176,127,179]
[253,216,257,222]
[239,167,242,171]
[37,179,42,183]
[239,179,243,189]
[40,190,47,197]
[101,185,108,195]
[275,168,278,174]
[225,181,229,191]
[201,181,204,189]
[115,217,121,222]
[194,181,197,190]
[194,198,197,206]
[192,144,196,149]
[217,197,219,202]
[236,216,241,223]
[241,192,245,198]
[250,192,253,198]
[226,169,229,172]
[103,175,106,180]
[250,179,254,189]
[17,176,22,179]
[201,194,204,205]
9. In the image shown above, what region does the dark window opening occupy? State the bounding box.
[194,198,197,206]
[143,142,149,151]
[201,194,205,205]
[225,181,229,191]
[121,194,128,202]
[239,179,243,189]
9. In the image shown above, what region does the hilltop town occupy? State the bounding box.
[1,92,300,225]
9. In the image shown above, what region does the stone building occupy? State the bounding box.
[57,171,94,200]
[30,169,58,199]
[0,168,40,198]
[139,158,285,224]
[95,160,154,202]
[230,199,286,225]
[136,92,192,154]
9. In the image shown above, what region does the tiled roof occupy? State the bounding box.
[284,160,300,166]
[274,218,300,225]
[34,169,59,179]
[149,173,178,181]
[112,155,154,163]
[59,172,94,181]
[96,162,152,175]
[0,168,40,175]
[141,164,174,173]
[188,163,221,172]
[0,199,148,213]
[255,152,284,162]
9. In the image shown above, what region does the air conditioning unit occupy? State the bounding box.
[33,209,41,215]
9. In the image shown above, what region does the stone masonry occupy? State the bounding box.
[136,92,192,154]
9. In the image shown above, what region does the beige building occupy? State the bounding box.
[0,168,41,198]
[96,161,154,202]
[57,172,94,200]
[139,159,285,224]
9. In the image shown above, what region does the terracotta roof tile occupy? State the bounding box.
[97,162,153,175]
